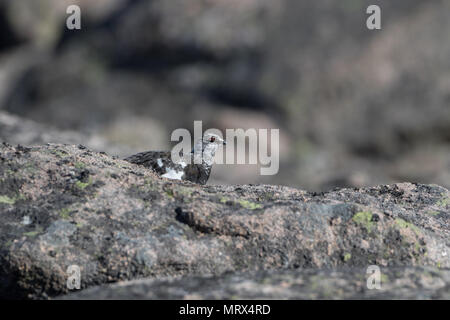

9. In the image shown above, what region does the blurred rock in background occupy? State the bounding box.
[0,0,449,191]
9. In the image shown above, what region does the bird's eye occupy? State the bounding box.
[210,136,216,142]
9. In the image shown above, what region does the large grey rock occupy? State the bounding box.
[0,143,448,299]
[60,267,450,300]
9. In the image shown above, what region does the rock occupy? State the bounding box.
[0,110,137,157]
[60,267,450,300]
[0,143,448,299]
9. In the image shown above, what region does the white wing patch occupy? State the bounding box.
[161,168,185,180]
[178,161,187,168]
[22,216,31,225]
[157,158,163,167]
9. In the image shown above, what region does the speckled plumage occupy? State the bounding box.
[124,134,225,185]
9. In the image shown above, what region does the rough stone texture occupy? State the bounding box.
[61,267,450,300]
[0,143,448,299]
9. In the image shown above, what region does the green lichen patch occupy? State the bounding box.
[219,196,229,204]
[343,253,352,262]
[74,162,86,169]
[0,195,16,205]
[5,169,15,176]
[59,208,71,220]
[352,211,373,232]
[23,231,39,237]
[75,177,92,190]
[164,188,174,198]
[395,218,421,236]
[219,197,262,210]
[172,186,194,200]
[237,199,263,210]
[51,150,69,158]
[380,274,389,284]
[261,192,275,201]
[436,196,450,208]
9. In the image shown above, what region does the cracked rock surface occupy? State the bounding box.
[0,143,448,299]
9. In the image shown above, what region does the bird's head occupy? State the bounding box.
[202,133,226,146]
[192,133,226,165]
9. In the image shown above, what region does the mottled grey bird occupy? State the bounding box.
[124,133,226,185]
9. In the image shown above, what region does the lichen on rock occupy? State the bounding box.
[0,143,448,299]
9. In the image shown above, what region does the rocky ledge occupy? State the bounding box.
[61,267,450,300]
[0,143,449,299]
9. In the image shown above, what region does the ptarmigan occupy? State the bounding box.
[124,133,226,185]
